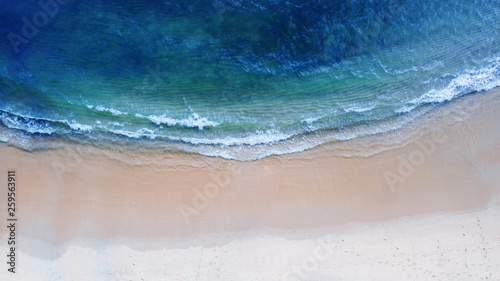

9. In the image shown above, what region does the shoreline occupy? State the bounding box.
[1,87,500,279]
[0,87,495,162]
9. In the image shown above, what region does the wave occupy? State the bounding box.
[409,57,500,105]
[341,103,377,113]
[0,111,57,135]
[110,128,157,139]
[86,105,128,116]
[135,112,219,130]
[84,102,219,130]
[179,129,293,146]
[0,110,95,135]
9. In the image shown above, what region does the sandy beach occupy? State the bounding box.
[1,88,500,280]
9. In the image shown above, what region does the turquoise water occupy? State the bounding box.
[1,0,499,160]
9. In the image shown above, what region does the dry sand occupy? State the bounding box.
[5,198,500,280]
[1,88,500,280]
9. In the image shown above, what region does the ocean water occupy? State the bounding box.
[0,0,499,160]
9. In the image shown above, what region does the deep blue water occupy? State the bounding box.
[0,0,499,160]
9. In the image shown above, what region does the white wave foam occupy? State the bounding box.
[180,129,293,146]
[0,111,95,135]
[191,120,407,160]
[67,121,93,132]
[107,121,124,127]
[410,59,500,105]
[341,103,377,113]
[301,114,328,131]
[0,112,56,135]
[86,105,127,116]
[395,104,418,114]
[137,113,219,130]
[302,116,321,125]
[110,128,157,139]
[0,131,9,142]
